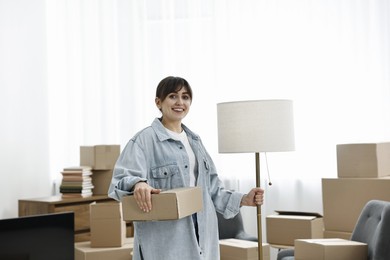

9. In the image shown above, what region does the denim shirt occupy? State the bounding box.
[108,118,244,260]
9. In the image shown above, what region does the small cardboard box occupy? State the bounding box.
[91,169,113,195]
[266,211,323,246]
[337,142,390,178]
[219,239,270,260]
[75,237,134,260]
[122,187,202,221]
[80,145,120,170]
[295,238,367,260]
[90,202,126,247]
[322,178,390,232]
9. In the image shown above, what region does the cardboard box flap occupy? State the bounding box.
[320,241,366,247]
[296,239,367,250]
[268,215,317,221]
[275,210,322,218]
[302,238,345,244]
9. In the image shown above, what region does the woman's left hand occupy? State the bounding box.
[240,187,264,206]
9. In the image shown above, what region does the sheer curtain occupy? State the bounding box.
[45,0,390,243]
[0,0,50,218]
[45,0,218,176]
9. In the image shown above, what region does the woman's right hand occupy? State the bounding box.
[133,182,161,212]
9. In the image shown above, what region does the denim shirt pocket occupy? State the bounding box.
[150,164,181,189]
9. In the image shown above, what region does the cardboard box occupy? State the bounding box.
[92,169,113,195]
[219,239,270,260]
[337,142,390,178]
[322,178,390,232]
[80,145,120,170]
[295,238,367,260]
[90,202,126,247]
[75,237,134,260]
[323,230,352,240]
[266,211,323,246]
[122,187,202,221]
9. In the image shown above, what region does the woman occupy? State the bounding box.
[108,76,264,260]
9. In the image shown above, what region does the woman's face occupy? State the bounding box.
[155,87,192,124]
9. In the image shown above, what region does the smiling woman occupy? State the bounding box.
[107,76,264,260]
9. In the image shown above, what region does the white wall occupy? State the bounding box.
[0,0,52,218]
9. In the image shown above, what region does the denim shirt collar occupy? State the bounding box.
[151,117,200,142]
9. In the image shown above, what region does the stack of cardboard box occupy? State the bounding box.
[80,145,120,195]
[269,143,382,259]
[78,144,134,234]
[75,202,134,260]
[322,142,390,239]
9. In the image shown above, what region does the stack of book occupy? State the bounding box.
[60,166,94,198]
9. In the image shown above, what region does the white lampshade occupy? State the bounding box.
[217,100,295,153]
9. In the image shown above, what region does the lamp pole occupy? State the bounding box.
[256,152,263,260]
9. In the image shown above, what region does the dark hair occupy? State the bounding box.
[155,76,193,102]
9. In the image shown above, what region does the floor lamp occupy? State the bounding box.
[217,100,295,260]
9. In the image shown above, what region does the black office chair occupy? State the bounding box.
[217,211,258,241]
[277,200,390,260]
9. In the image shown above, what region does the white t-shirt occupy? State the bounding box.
[165,128,196,186]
